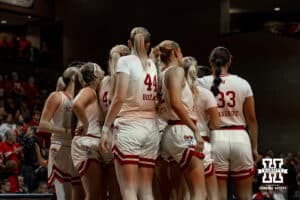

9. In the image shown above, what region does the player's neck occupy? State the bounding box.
[64,83,74,98]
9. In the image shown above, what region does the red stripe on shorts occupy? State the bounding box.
[78,159,100,176]
[230,166,256,180]
[112,145,140,165]
[205,164,215,177]
[179,148,205,169]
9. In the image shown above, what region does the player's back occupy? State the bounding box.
[159,66,195,121]
[52,92,72,128]
[116,55,157,119]
[198,74,253,127]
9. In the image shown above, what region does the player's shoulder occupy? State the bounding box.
[166,66,184,77]
[229,74,251,86]
[197,85,212,94]
[119,54,137,62]
[102,75,110,85]
[199,75,214,82]
[198,75,213,87]
[47,91,61,101]
[197,85,214,99]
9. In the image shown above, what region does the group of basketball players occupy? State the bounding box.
[38,27,259,200]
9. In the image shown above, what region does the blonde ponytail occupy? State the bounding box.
[183,56,200,101]
[133,33,148,69]
[108,45,130,98]
[56,76,66,91]
[129,27,151,71]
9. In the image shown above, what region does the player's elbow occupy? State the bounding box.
[113,95,125,104]
[72,102,82,113]
[170,100,181,112]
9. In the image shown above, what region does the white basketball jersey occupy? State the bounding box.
[159,66,196,121]
[116,55,157,119]
[51,92,73,129]
[99,76,111,113]
[74,89,101,136]
[198,74,253,127]
[193,86,217,136]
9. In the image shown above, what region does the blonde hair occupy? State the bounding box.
[80,62,104,85]
[109,45,130,75]
[152,40,180,66]
[130,27,151,70]
[182,56,200,100]
[56,77,65,91]
[56,67,84,91]
[108,45,130,97]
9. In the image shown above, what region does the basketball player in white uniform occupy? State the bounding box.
[154,40,206,200]
[100,27,160,200]
[71,62,105,200]
[39,67,83,200]
[98,44,130,200]
[183,56,220,200]
[198,47,259,200]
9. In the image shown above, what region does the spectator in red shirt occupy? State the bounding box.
[1,129,23,192]
[18,35,31,60]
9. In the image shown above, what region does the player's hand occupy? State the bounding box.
[194,129,204,152]
[100,126,110,153]
[75,124,88,136]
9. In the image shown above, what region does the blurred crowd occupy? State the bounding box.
[0,34,49,65]
[0,71,53,194]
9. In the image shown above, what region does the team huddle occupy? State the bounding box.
[39,27,259,200]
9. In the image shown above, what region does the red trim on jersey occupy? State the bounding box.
[219,125,245,130]
[168,119,197,125]
[62,91,72,100]
[179,148,205,169]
